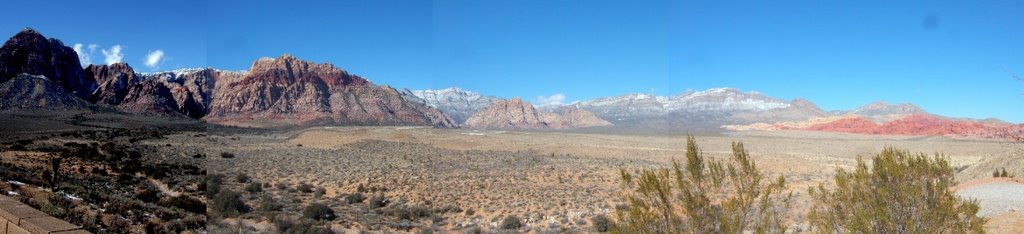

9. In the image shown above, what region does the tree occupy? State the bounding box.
[613,135,791,234]
[807,147,986,233]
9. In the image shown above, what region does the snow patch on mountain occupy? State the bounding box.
[404,87,503,125]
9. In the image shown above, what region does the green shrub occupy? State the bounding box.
[386,205,433,221]
[993,168,1011,178]
[245,182,263,193]
[211,190,248,216]
[275,216,332,234]
[296,183,314,193]
[500,215,523,230]
[613,135,791,234]
[220,152,235,158]
[591,214,611,232]
[807,147,986,233]
[159,195,206,214]
[344,193,365,204]
[314,187,326,198]
[236,173,250,183]
[368,194,387,209]
[302,203,336,221]
[206,174,225,198]
[259,195,283,212]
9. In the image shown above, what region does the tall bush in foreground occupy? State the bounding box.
[613,135,791,234]
[807,148,986,233]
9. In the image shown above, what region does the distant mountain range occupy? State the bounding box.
[1,28,1021,138]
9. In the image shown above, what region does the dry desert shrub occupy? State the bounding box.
[807,148,986,233]
[302,203,336,221]
[612,135,791,234]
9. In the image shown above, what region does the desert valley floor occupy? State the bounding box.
[184,126,1023,233]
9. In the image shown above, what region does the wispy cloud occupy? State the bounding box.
[144,50,165,69]
[535,93,566,106]
[101,45,123,65]
[72,43,98,66]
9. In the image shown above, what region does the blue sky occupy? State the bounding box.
[2,1,1022,122]
[1,1,208,71]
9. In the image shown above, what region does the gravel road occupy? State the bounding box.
[956,182,1024,216]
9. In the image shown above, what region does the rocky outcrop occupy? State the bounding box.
[0,73,92,110]
[144,68,219,118]
[548,106,613,128]
[465,98,610,130]
[466,98,551,129]
[115,80,182,115]
[0,28,92,99]
[205,54,454,127]
[87,63,140,105]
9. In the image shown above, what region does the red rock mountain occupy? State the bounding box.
[465,98,611,130]
[0,28,92,99]
[204,54,454,127]
[85,63,217,117]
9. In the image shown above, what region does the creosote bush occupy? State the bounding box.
[220,152,235,158]
[344,193,366,204]
[613,135,791,234]
[369,194,388,209]
[296,183,314,193]
[259,195,283,212]
[302,203,336,221]
[245,182,263,193]
[211,190,248,216]
[159,195,206,214]
[807,147,986,233]
[591,214,611,232]
[500,215,523,230]
[236,173,250,183]
[993,168,1012,178]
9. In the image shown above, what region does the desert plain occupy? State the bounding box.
[184,126,1023,233]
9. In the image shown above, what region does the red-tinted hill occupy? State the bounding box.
[802,114,1019,138]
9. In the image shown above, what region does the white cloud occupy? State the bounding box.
[72,43,100,66]
[101,45,123,65]
[144,50,165,69]
[535,93,566,106]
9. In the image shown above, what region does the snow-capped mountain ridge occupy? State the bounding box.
[402,87,503,125]
[574,87,791,114]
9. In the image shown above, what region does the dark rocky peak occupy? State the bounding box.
[0,73,92,110]
[0,28,92,99]
[87,63,139,104]
[87,63,137,85]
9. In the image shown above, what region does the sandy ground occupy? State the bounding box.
[195,126,1021,233]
